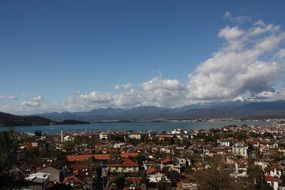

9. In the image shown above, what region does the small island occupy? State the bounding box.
[55,120,90,125]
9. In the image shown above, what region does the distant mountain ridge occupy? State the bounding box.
[36,100,285,122]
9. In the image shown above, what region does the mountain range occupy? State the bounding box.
[36,100,285,122]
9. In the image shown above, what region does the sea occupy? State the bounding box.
[0,120,270,135]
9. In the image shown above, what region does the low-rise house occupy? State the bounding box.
[63,175,85,188]
[171,128,189,135]
[218,139,231,147]
[156,134,174,141]
[128,133,141,140]
[99,132,109,140]
[209,147,227,156]
[25,172,50,190]
[66,154,111,162]
[232,163,248,178]
[31,142,38,147]
[177,181,198,190]
[255,161,269,170]
[38,166,60,184]
[114,142,126,149]
[148,172,170,183]
[160,158,174,170]
[160,147,171,154]
[265,166,283,178]
[66,154,111,175]
[120,152,139,159]
[247,139,260,148]
[265,175,281,190]
[108,158,139,173]
[9,167,25,181]
[125,177,143,189]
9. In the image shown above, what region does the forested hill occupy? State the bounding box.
[0,112,53,127]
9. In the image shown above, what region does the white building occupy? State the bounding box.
[217,139,230,147]
[171,129,188,135]
[232,143,248,158]
[148,172,170,183]
[99,132,109,140]
[128,133,141,140]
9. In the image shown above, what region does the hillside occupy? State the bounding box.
[0,112,53,127]
[0,112,90,127]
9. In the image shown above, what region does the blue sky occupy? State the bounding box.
[1,0,285,114]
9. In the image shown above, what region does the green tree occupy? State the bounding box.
[0,131,18,173]
[0,131,28,189]
[169,170,181,187]
[114,173,125,189]
[194,156,236,190]
[157,181,167,190]
[247,165,273,190]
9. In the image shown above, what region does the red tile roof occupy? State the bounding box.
[121,159,139,167]
[63,175,84,185]
[66,154,92,162]
[108,159,139,167]
[161,158,172,165]
[125,177,142,184]
[66,154,111,162]
[265,175,280,183]
[70,162,89,171]
[146,166,157,175]
[94,154,111,160]
[120,152,139,159]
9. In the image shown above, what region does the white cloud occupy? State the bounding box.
[33,95,44,102]
[0,95,18,100]
[61,92,115,112]
[21,95,45,108]
[253,88,285,101]
[255,90,278,99]
[277,49,285,58]
[142,76,189,107]
[113,83,134,90]
[223,11,251,23]
[218,26,244,40]
[114,90,145,107]
[142,76,182,91]
[79,92,113,104]
[232,88,285,103]
[187,19,285,101]
[223,11,232,21]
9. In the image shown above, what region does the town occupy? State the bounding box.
[1,120,285,190]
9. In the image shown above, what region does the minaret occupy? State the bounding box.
[60,129,63,143]
[107,128,110,140]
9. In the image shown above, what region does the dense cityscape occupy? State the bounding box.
[1,1,285,190]
[1,119,285,190]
